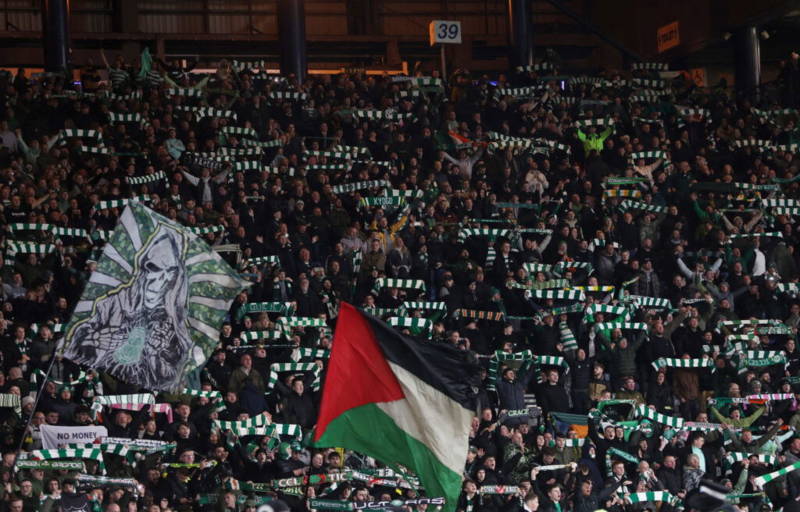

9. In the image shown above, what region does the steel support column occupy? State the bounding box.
[278,0,308,83]
[734,25,761,101]
[41,0,70,73]
[506,0,532,71]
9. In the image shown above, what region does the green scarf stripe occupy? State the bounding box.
[636,405,684,427]
[359,196,406,208]
[509,279,570,290]
[754,460,800,486]
[457,228,511,241]
[574,118,615,129]
[559,320,578,352]
[401,301,447,312]
[362,306,394,318]
[181,388,222,399]
[516,63,554,72]
[726,452,777,466]
[186,225,226,235]
[240,330,286,342]
[241,138,283,148]
[456,309,504,321]
[523,263,553,274]
[58,129,102,141]
[5,241,56,254]
[298,348,330,360]
[603,188,642,199]
[530,289,585,301]
[307,163,351,171]
[278,316,327,328]
[652,357,714,371]
[126,171,167,185]
[221,126,259,138]
[241,256,281,267]
[632,62,668,71]
[331,180,391,194]
[27,449,106,474]
[266,363,321,392]
[618,200,668,213]
[166,88,204,98]
[0,394,20,415]
[304,150,353,160]
[352,109,415,121]
[676,106,710,117]
[78,145,111,154]
[219,147,263,156]
[629,295,672,309]
[625,491,674,504]
[269,91,308,101]
[94,196,151,211]
[233,160,261,171]
[214,412,271,430]
[108,112,144,124]
[372,278,425,293]
[387,316,433,336]
[629,150,667,161]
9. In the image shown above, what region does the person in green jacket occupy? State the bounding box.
[710,404,765,428]
[576,126,614,154]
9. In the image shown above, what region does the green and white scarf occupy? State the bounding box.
[753,460,800,487]
[651,357,714,371]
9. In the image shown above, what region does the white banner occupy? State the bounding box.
[41,425,108,449]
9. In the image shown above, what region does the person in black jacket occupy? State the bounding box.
[277,374,317,429]
[571,478,623,512]
[496,366,535,412]
[569,349,592,414]
[537,369,571,415]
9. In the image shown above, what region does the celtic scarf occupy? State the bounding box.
[636,405,684,428]
[266,363,321,392]
[331,180,391,194]
[559,321,578,352]
[753,460,800,487]
[651,358,714,371]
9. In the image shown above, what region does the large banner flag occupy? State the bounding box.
[314,303,480,511]
[63,202,248,391]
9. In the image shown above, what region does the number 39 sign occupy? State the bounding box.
[429,20,462,45]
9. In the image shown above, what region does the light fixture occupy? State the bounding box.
[722,32,732,41]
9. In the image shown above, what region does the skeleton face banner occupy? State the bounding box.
[63,202,249,392]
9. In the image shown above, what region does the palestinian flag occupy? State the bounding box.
[314,302,479,510]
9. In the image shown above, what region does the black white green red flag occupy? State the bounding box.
[314,302,479,511]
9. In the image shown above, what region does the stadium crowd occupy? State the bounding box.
[0,49,799,512]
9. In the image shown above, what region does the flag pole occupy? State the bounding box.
[15,345,60,455]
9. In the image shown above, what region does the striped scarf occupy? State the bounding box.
[28,449,106,474]
[456,309,504,321]
[241,255,280,268]
[266,363,321,392]
[240,330,285,342]
[127,171,166,185]
[651,357,714,371]
[636,405,684,428]
[372,278,426,293]
[530,289,585,301]
[754,460,800,487]
[574,118,615,129]
[559,321,578,352]
[0,394,20,415]
[331,180,391,194]
[387,317,433,337]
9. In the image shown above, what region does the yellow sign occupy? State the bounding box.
[657,21,680,53]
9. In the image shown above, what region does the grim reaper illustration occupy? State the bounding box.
[64,225,194,391]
